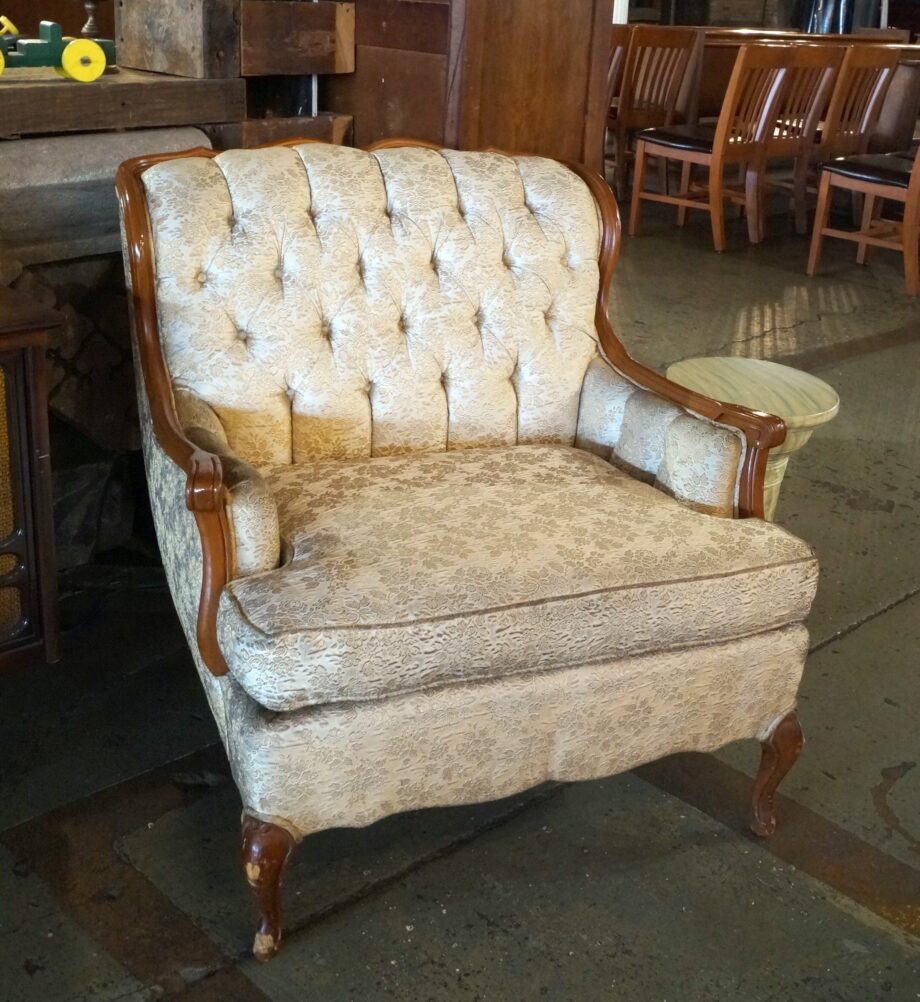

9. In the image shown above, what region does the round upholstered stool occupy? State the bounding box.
[666,356,840,521]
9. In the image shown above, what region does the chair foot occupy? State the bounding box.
[750,711,803,837]
[242,814,296,962]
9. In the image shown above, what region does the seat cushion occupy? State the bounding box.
[636,124,716,154]
[822,152,915,189]
[217,445,818,712]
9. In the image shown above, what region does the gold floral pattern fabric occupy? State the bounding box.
[576,356,746,516]
[217,445,816,712]
[221,624,809,837]
[141,145,601,467]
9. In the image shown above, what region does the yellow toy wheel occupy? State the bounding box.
[55,39,77,75]
[0,49,5,78]
[60,38,106,82]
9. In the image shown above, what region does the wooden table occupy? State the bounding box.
[666,356,840,521]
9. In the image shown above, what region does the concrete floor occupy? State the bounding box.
[1,202,919,1001]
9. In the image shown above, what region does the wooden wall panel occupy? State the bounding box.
[322,0,450,147]
[1,0,114,37]
[324,47,448,146]
[451,0,612,170]
[240,1,355,76]
[323,0,612,170]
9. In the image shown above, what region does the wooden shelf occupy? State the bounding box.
[0,67,245,138]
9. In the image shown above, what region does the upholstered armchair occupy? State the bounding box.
[116,140,818,961]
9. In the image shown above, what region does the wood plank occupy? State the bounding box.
[322,46,447,147]
[204,114,354,149]
[353,0,450,54]
[0,69,245,138]
[454,0,612,169]
[240,1,355,76]
[115,0,239,80]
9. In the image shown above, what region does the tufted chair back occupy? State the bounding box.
[141,143,605,468]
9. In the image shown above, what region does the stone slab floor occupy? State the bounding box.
[1,203,919,1001]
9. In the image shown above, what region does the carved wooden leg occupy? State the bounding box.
[750,711,804,837]
[241,814,296,961]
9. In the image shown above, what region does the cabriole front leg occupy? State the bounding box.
[750,710,804,837]
[241,814,296,961]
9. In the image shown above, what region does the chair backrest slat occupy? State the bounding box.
[607,24,633,112]
[766,44,843,158]
[820,44,900,158]
[618,25,697,129]
[713,45,790,159]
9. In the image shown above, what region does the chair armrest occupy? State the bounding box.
[560,160,785,519]
[577,349,786,518]
[174,390,281,579]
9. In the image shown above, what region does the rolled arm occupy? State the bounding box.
[561,159,785,520]
[577,352,786,519]
[174,389,281,578]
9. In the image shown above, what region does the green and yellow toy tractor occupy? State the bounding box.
[0,16,116,82]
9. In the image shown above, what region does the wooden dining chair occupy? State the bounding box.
[789,44,900,234]
[629,44,790,253]
[607,24,697,200]
[807,149,920,295]
[754,43,844,241]
[607,24,633,114]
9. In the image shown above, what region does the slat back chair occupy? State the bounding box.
[607,24,633,112]
[807,148,920,295]
[609,24,697,198]
[755,44,844,240]
[790,43,900,232]
[629,44,790,252]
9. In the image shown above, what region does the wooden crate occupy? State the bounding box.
[115,0,355,79]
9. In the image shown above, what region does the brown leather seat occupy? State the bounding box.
[821,152,915,189]
[635,123,716,154]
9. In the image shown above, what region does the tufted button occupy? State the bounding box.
[274,265,284,282]
[235,327,248,343]
[365,379,374,394]
[195,270,208,286]
[285,384,296,401]
[502,252,513,271]
[320,320,333,341]
[397,314,408,334]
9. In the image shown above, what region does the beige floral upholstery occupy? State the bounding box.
[223,624,809,838]
[218,445,815,712]
[122,142,820,841]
